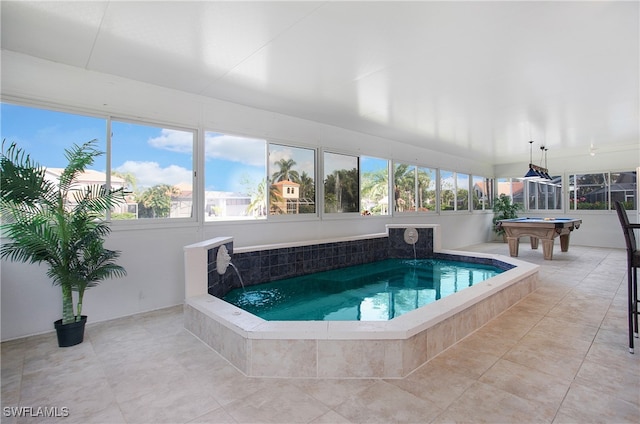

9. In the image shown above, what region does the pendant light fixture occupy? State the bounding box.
[522,141,552,181]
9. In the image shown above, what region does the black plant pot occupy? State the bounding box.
[54,316,87,347]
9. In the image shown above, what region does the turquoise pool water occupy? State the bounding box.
[223,258,504,321]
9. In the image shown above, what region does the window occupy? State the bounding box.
[111,121,194,220]
[496,177,525,209]
[269,144,316,215]
[417,167,437,212]
[394,163,436,213]
[1,103,107,167]
[472,176,494,211]
[360,156,389,215]
[440,170,454,211]
[456,172,470,211]
[204,131,266,220]
[0,102,109,214]
[527,177,562,210]
[440,170,469,211]
[612,171,637,210]
[570,171,637,210]
[571,173,607,210]
[324,152,359,213]
[393,163,416,212]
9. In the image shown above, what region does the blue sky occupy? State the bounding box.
[1,103,108,167]
[361,156,387,174]
[2,103,419,194]
[1,103,262,193]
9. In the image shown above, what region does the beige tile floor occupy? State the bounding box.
[2,243,639,423]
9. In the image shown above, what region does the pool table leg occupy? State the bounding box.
[530,237,539,250]
[507,237,520,257]
[541,239,555,260]
[560,233,571,252]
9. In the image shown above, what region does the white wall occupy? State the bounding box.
[0,51,633,341]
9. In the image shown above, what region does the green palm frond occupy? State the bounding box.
[71,184,125,218]
[0,140,56,210]
[58,140,102,195]
[0,212,61,265]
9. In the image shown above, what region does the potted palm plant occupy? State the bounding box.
[0,140,126,347]
[492,194,522,240]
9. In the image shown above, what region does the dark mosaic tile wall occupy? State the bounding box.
[206,227,459,298]
[231,236,389,287]
[387,227,433,258]
[208,238,388,297]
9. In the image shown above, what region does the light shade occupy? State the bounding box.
[523,167,540,179]
[523,164,552,182]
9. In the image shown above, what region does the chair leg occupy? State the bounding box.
[629,264,635,354]
[633,267,638,339]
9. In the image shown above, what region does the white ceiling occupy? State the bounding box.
[1,1,638,165]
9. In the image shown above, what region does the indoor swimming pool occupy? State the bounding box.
[223,258,505,321]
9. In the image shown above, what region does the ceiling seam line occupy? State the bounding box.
[198,1,329,95]
[84,0,111,70]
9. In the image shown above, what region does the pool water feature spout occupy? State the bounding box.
[216,245,245,290]
[216,245,231,275]
[404,227,418,260]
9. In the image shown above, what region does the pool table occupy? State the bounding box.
[497,217,582,260]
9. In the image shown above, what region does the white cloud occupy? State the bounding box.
[268,147,293,164]
[205,133,265,167]
[296,159,315,177]
[269,146,315,177]
[324,153,357,177]
[148,129,193,153]
[114,161,192,189]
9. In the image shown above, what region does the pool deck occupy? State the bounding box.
[4,244,637,423]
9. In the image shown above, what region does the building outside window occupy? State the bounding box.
[269,144,316,215]
[472,175,494,211]
[496,178,525,210]
[612,171,637,210]
[570,171,637,210]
